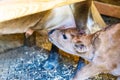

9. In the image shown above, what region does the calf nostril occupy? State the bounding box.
[75,44,85,49]
[75,44,79,47]
[79,44,85,49]
[80,44,84,47]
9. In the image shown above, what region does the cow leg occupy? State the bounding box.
[24,29,36,47]
[42,44,59,70]
[24,32,36,47]
[71,58,86,79]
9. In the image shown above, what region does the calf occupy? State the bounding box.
[49,23,120,80]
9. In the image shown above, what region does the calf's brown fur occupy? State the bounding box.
[49,23,120,80]
[72,23,120,80]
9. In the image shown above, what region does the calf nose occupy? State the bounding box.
[75,44,85,49]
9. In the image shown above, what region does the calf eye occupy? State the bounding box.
[63,33,67,39]
[48,29,55,35]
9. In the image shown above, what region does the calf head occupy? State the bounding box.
[48,28,97,60]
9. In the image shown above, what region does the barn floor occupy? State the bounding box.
[0,46,77,80]
[0,46,117,80]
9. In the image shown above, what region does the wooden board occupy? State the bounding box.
[94,1,120,18]
[0,0,85,22]
[91,1,106,27]
[0,0,106,35]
